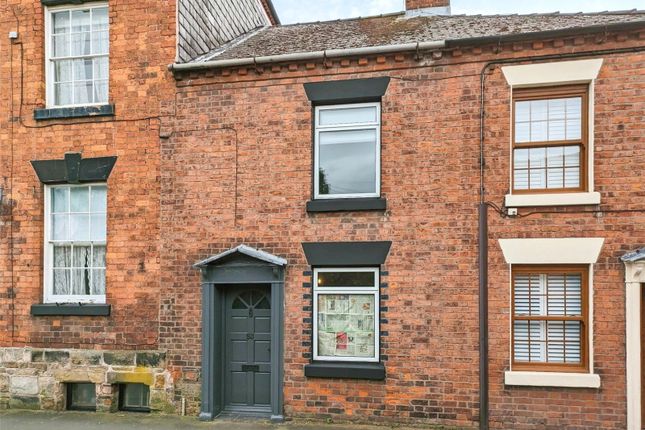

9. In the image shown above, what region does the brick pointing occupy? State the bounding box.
[167,33,644,427]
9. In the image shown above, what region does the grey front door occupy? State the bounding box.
[224,286,272,410]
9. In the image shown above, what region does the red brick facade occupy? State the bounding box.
[1,1,644,428]
[168,31,644,428]
[0,0,176,349]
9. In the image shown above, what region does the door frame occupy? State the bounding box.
[624,258,645,430]
[195,247,286,423]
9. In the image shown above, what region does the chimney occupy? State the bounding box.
[405,0,451,16]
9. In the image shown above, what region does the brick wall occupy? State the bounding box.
[0,0,175,353]
[166,31,644,427]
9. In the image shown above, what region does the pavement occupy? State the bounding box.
[0,410,432,430]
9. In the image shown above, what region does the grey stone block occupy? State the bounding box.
[9,396,40,410]
[103,352,135,366]
[10,376,39,396]
[136,352,165,367]
[44,351,69,363]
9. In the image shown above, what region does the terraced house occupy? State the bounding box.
[1,0,644,429]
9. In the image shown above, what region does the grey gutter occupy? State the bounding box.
[169,41,446,72]
[170,18,645,73]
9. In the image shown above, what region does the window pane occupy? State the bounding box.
[530,121,547,142]
[514,96,583,143]
[53,269,71,295]
[564,167,580,188]
[52,187,68,213]
[515,122,530,143]
[566,97,582,118]
[54,60,73,83]
[55,83,73,106]
[317,271,375,288]
[318,129,377,196]
[529,169,546,190]
[53,245,72,268]
[52,11,70,34]
[52,34,70,57]
[91,31,109,55]
[72,268,91,295]
[94,80,109,104]
[547,98,566,120]
[531,100,548,121]
[317,294,375,359]
[70,214,90,241]
[513,169,528,190]
[514,101,530,122]
[528,147,546,168]
[92,7,109,30]
[71,9,91,32]
[73,81,94,105]
[566,119,581,140]
[514,148,529,169]
[547,168,564,189]
[73,58,93,81]
[548,120,565,141]
[546,146,564,167]
[91,186,107,212]
[70,187,90,212]
[564,146,580,167]
[90,214,106,241]
[319,106,377,126]
[69,383,96,410]
[71,32,91,56]
[52,214,69,240]
[73,245,91,268]
[91,269,106,295]
[92,245,106,268]
[93,57,109,80]
[123,384,149,409]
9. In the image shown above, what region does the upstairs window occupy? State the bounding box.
[512,86,588,193]
[313,268,379,362]
[44,184,107,303]
[46,3,109,107]
[314,103,381,199]
[512,265,588,371]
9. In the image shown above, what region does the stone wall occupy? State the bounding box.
[0,348,174,413]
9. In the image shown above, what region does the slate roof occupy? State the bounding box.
[187,10,645,63]
[193,244,287,268]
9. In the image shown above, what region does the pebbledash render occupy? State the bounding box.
[0,0,644,429]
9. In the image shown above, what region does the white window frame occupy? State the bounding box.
[44,1,110,109]
[43,183,107,304]
[501,59,603,207]
[314,102,381,200]
[313,267,380,363]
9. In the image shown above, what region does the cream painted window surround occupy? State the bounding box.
[499,237,604,388]
[623,253,645,430]
[502,59,603,207]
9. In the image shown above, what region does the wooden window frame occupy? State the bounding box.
[511,265,589,373]
[512,85,589,194]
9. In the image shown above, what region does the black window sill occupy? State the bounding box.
[304,362,385,380]
[34,104,115,121]
[306,198,386,213]
[31,303,111,317]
